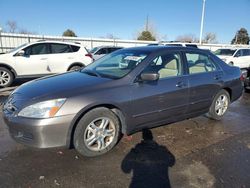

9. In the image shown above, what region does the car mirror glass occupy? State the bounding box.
[140,72,159,82]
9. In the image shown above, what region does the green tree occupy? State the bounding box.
[231,28,249,44]
[137,31,156,41]
[62,29,77,37]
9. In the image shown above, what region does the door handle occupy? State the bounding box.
[176,81,186,88]
[40,58,48,60]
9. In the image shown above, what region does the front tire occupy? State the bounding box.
[73,107,121,157]
[206,90,230,120]
[0,67,14,88]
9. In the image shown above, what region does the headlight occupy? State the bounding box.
[18,98,66,118]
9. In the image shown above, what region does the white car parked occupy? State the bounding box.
[214,48,250,69]
[0,40,93,87]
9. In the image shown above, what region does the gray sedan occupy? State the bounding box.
[3,46,243,157]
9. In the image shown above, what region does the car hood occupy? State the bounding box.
[13,71,112,100]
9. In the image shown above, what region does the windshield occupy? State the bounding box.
[81,49,149,79]
[7,43,27,53]
[214,49,236,56]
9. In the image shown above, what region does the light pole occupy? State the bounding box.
[199,0,206,44]
[0,27,3,53]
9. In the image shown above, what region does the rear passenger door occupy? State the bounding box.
[47,43,77,73]
[185,51,222,113]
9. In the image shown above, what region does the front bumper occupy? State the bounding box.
[3,111,75,148]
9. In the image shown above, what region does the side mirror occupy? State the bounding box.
[16,50,25,56]
[140,72,159,82]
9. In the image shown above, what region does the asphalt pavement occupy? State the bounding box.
[0,81,250,188]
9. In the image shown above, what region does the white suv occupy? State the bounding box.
[214,48,250,69]
[0,40,93,87]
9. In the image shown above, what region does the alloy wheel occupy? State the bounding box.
[215,94,229,116]
[0,70,11,86]
[84,117,116,152]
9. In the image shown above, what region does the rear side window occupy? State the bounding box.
[70,45,80,52]
[24,43,49,55]
[186,52,217,74]
[50,43,72,54]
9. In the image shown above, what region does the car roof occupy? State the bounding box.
[217,48,250,50]
[28,40,82,46]
[93,46,123,49]
[122,46,203,53]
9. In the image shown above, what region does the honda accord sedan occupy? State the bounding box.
[3,46,243,157]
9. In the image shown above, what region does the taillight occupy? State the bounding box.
[240,69,248,81]
[85,53,93,59]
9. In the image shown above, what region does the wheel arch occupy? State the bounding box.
[222,87,232,101]
[67,62,85,71]
[0,63,17,77]
[66,103,127,148]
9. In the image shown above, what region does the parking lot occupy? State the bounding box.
[0,80,249,188]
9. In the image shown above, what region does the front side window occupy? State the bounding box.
[83,50,149,79]
[144,52,182,79]
[50,43,71,54]
[234,50,242,57]
[24,43,48,55]
[96,48,108,55]
[186,52,217,74]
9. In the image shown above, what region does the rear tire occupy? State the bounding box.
[206,89,230,120]
[0,67,14,88]
[73,107,121,157]
[69,65,83,71]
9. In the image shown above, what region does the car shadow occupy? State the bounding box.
[121,129,175,188]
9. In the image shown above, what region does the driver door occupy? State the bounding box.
[129,51,189,129]
[14,43,50,76]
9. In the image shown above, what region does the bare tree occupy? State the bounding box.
[106,33,119,39]
[19,29,35,34]
[203,32,217,43]
[6,20,18,33]
[175,34,199,43]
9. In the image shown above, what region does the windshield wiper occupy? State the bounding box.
[81,69,100,77]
